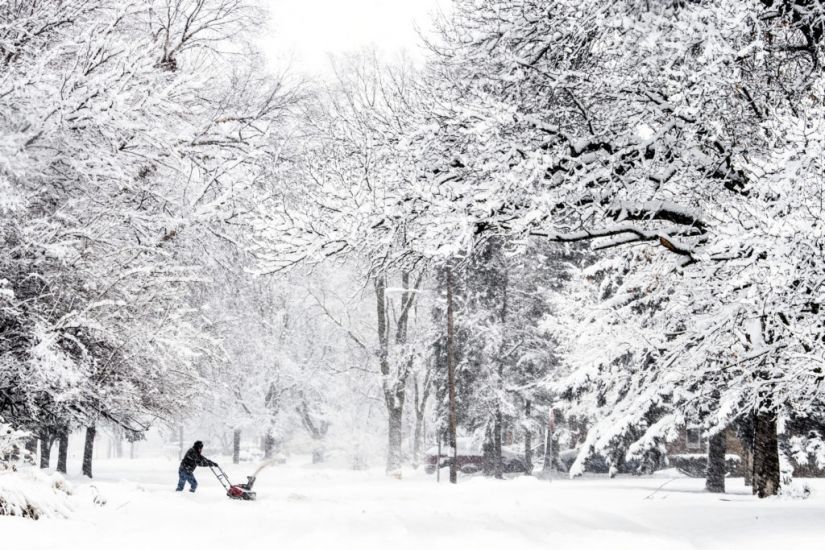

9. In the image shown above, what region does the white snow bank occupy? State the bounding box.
[0,468,74,519]
[4,457,825,549]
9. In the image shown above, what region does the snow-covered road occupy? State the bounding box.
[4,458,824,550]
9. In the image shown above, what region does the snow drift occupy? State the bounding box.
[0,468,74,519]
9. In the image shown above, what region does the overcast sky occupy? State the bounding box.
[259,0,448,76]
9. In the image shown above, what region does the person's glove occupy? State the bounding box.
[209,460,218,467]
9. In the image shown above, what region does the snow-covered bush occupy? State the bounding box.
[788,431,825,475]
[667,454,742,478]
[0,418,76,519]
[0,417,30,471]
[780,479,812,500]
[0,468,73,519]
[778,451,812,500]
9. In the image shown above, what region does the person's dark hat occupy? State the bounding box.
[193,440,203,450]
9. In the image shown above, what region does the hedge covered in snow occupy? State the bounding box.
[0,417,29,469]
[0,417,74,519]
[0,468,74,519]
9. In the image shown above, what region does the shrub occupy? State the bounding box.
[667,453,742,477]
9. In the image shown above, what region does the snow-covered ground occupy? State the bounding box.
[3,457,824,550]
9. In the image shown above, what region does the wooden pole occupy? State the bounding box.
[447,267,458,484]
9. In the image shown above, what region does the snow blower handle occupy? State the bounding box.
[209,463,232,491]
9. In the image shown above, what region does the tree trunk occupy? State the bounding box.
[541,425,552,474]
[375,275,400,476]
[495,254,508,480]
[113,426,123,458]
[493,410,503,479]
[178,425,184,460]
[233,429,241,464]
[743,444,753,486]
[298,401,329,465]
[57,427,69,474]
[411,368,432,469]
[312,445,325,464]
[540,408,559,479]
[375,267,421,476]
[263,430,275,459]
[446,267,458,484]
[82,426,96,478]
[524,400,533,476]
[39,428,52,469]
[752,411,780,498]
[413,408,425,468]
[386,405,403,476]
[24,437,37,465]
[550,429,559,469]
[436,435,442,482]
[482,437,495,475]
[738,412,754,487]
[706,430,726,493]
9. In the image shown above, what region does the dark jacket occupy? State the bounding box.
[179,447,215,473]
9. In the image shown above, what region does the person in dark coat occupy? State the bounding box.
[176,440,217,492]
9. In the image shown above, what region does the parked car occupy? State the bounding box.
[424,437,484,474]
[424,438,538,475]
[555,448,651,475]
[500,444,537,473]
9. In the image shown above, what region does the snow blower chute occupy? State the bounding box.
[209,464,256,501]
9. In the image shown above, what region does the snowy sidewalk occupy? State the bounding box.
[3,458,824,550]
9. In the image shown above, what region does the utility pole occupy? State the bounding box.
[447,267,458,484]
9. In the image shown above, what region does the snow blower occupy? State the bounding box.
[209,464,257,501]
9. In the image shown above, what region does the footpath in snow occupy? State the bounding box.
[2,457,824,550]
